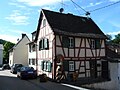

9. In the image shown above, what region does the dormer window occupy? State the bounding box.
[43,19,46,27]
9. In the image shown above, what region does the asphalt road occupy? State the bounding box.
[0,69,89,90]
[0,69,44,90]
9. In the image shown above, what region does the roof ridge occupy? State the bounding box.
[42,9,88,19]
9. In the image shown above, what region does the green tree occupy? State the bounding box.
[112,34,120,44]
[3,42,15,63]
[106,34,112,42]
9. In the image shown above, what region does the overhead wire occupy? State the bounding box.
[89,0,120,12]
[70,0,81,15]
[70,0,120,16]
[70,0,87,13]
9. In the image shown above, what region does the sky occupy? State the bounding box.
[0,0,120,43]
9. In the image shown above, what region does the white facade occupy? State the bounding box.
[9,35,30,66]
[37,14,54,78]
[28,47,36,70]
[0,44,3,65]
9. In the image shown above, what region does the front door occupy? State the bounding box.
[102,61,109,79]
[90,60,97,78]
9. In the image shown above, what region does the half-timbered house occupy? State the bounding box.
[34,9,107,82]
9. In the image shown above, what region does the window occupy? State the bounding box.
[41,61,52,72]
[95,39,101,49]
[29,59,31,65]
[91,39,95,49]
[41,61,44,70]
[32,44,36,51]
[62,36,69,48]
[29,45,32,52]
[44,38,49,49]
[32,59,35,65]
[44,62,47,71]
[43,19,46,27]
[62,36,74,48]
[29,59,36,65]
[69,37,74,48]
[39,38,49,50]
[90,39,101,49]
[69,61,74,71]
[39,39,44,50]
[46,61,52,72]
[29,44,36,52]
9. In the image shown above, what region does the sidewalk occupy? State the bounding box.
[28,78,91,90]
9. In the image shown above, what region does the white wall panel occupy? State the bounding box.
[56,47,64,56]
[69,49,74,57]
[86,49,92,57]
[79,49,85,57]
[75,38,81,47]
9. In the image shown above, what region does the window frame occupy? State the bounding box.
[69,61,74,71]
[91,39,95,49]
[69,37,74,48]
[39,38,49,50]
[43,19,46,27]
[62,36,75,48]
[32,59,36,65]
[95,39,101,49]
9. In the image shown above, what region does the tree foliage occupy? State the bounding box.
[3,42,15,58]
[3,41,15,63]
[112,34,120,44]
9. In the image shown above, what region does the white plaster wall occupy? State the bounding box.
[100,49,105,56]
[75,49,79,57]
[56,35,61,45]
[101,40,105,48]
[13,36,30,66]
[79,49,85,57]
[69,49,74,57]
[75,38,81,47]
[86,39,90,48]
[29,52,36,58]
[86,49,92,57]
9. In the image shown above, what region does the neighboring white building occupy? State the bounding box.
[28,31,37,70]
[0,44,3,65]
[9,34,30,66]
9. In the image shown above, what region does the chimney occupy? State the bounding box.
[22,33,26,38]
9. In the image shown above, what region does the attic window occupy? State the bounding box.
[43,19,46,27]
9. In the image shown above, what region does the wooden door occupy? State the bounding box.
[102,61,109,79]
[90,60,97,78]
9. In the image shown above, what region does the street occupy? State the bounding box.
[0,69,89,90]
